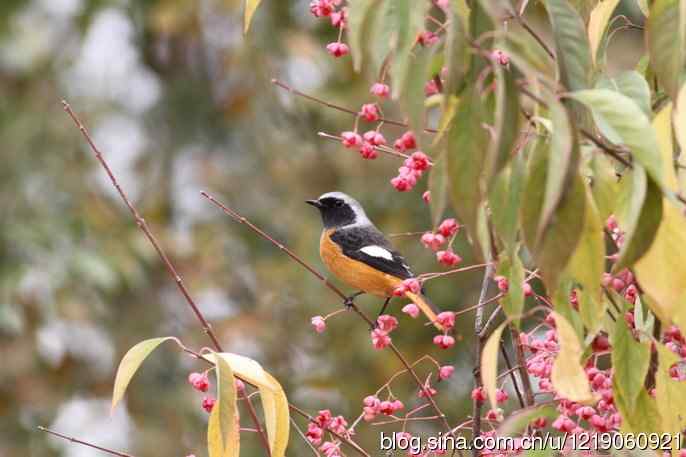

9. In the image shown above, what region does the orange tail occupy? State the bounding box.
[405,291,444,331]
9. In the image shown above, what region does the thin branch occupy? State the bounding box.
[509,324,535,406]
[317,131,411,160]
[201,192,457,439]
[516,16,555,60]
[38,427,135,457]
[272,79,438,134]
[290,417,322,457]
[62,101,273,456]
[499,343,525,409]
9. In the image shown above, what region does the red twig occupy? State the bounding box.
[38,426,135,457]
[61,101,273,457]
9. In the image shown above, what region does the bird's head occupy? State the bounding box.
[306,192,371,229]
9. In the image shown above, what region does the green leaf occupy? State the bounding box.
[486,66,521,186]
[613,168,663,271]
[497,404,559,437]
[446,87,489,259]
[646,0,686,100]
[588,0,620,66]
[389,1,427,99]
[111,337,176,412]
[443,1,468,97]
[521,140,586,293]
[428,149,448,228]
[500,29,555,83]
[481,322,507,411]
[564,188,605,333]
[243,0,263,34]
[656,344,686,449]
[611,316,651,411]
[497,249,525,324]
[208,351,239,457]
[613,383,662,434]
[550,312,595,403]
[490,153,526,249]
[537,100,579,244]
[402,46,433,136]
[545,0,592,92]
[347,0,380,72]
[596,71,652,118]
[568,89,665,189]
[589,154,621,222]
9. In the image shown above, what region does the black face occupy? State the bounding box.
[306,197,356,228]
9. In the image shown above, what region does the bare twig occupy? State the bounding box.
[38,427,135,457]
[61,101,273,456]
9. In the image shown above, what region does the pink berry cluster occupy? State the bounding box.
[662,325,686,380]
[390,145,432,192]
[471,386,509,422]
[370,314,399,350]
[420,218,462,266]
[520,313,621,435]
[305,409,351,457]
[309,1,349,58]
[433,312,456,349]
[187,371,245,413]
[362,395,404,421]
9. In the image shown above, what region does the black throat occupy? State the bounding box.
[321,205,357,229]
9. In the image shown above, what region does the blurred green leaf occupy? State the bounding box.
[389,0,427,99]
[429,149,449,228]
[655,343,686,449]
[487,66,521,187]
[490,153,526,248]
[443,1,469,97]
[613,383,662,434]
[611,316,650,411]
[348,0,380,72]
[402,47,433,135]
[596,71,652,119]
[497,248,525,324]
[646,0,686,100]
[545,0,592,92]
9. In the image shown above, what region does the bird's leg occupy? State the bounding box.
[372,297,392,327]
[343,291,365,309]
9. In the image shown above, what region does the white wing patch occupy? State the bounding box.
[360,245,394,261]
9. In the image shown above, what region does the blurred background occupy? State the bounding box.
[0,0,644,456]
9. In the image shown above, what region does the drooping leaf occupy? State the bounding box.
[646,0,686,100]
[497,249,525,324]
[653,102,679,191]
[208,351,239,457]
[347,0,380,72]
[111,337,176,412]
[205,353,290,457]
[613,167,663,271]
[486,66,521,186]
[588,0,620,66]
[613,382,662,434]
[611,316,651,411]
[550,312,595,403]
[481,322,507,411]
[568,89,665,189]
[537,100,579,244]
[389,1,427,99]
[564,187,605,333]
[655,343,686,449]
[466,2,494,82]
[545,0,592,92]
[402,47,433,136]
[243,0,263,34]
[443,1,468,97]
[446,87,489,259]
[589,154,621,222]
[490,153,526,250]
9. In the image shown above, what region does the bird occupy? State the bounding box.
[306,191,443,330]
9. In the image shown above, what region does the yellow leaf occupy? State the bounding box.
[550,312,595,403]
[481,323,507,411]
[653,102,678,190]
[588,0,620,65]
[207,351,239,457]
[656,344,686,451]
[674,84,686,192]
[205,353,290,457]
[243,0,263,34]
[111,337,176,412]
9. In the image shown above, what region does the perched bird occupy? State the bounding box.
[306,191,442,330]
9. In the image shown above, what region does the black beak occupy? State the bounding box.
[306,199,323,209]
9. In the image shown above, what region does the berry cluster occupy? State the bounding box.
[305,409,351,457]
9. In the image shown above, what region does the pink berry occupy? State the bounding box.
[188,372,210,392]
[495,389,509,404]
[315,409,332,427]
[401,278,421,294]
[402,303,420,318]
[395,131,416,151]
[390,175,411,192]
[437,249,461,266]
[490,49,510,66]
[330,9,346,28]
[591,334,610,352]
[425,79,439,96]
[340,131,362,148]
[370,82,390,98]
[437,218,459,237]
[471,387,486,402]
[379,400,394,415]
[409,151,431,171]
[377,314,399,333]
[624,284,638,304]
[311,315,326,333]
[359,142,378,159]
[523,282,533,297]
[422,190,431,203]
[433,334,455,349]
[309,0,334,17]
[436,311,456,330]
[306,423,323,445]
[234,378,245,394]
[417,31,439,47]
[439,365,455,380]
[494,275,509,293]
[362,130,386,146]
[420,232,446,251]
[326,42,349,57]
[531,417,547,429]
[202,396,216,413]
[371,328,391,349]
[359,103,380,122]
[418,384,438,398]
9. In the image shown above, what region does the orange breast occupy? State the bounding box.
[320,229,402,297]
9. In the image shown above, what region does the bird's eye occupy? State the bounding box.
[334,200,344,207]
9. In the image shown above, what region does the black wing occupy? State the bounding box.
[331,226,414,279]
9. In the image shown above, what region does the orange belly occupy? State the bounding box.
[320,229,402,297]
